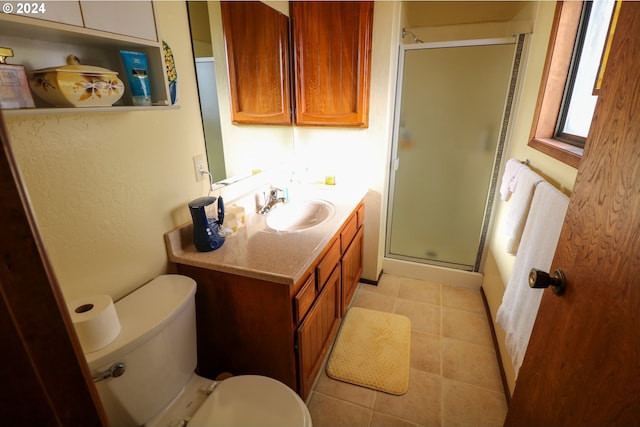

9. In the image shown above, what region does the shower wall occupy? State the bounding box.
[387,40,517,270]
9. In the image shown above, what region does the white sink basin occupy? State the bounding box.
[266,200,335,232]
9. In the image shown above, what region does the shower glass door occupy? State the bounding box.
[386,38,518,271]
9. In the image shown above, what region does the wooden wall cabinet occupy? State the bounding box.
[220,1,292,125]
[291,1,374,127]
[174,202,364,400]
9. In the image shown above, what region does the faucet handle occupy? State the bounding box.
[270,188,284,199]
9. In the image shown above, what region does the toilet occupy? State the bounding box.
[82,274,312,427]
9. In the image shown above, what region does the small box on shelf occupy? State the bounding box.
[0,47,35,110]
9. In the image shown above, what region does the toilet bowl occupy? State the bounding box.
[80,275,311,427]
[145,374,311,427]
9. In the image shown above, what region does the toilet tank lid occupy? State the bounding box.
[83,274,196,369]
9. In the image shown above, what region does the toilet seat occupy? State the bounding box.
[189,375,312,427]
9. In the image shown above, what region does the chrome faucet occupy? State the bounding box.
[258,188,286,214]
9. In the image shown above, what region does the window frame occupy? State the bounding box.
[528,1,585,169]
[554,0,594,148]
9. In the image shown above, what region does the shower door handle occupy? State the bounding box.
[529,268,566,296]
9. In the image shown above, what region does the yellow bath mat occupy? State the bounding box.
[326,307,411,395]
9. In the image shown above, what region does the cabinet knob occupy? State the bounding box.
[529,268,566,296]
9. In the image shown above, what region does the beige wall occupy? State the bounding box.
[6,2,208,302]
[403,2,537,43]
[481,1,579,394]
[4,0,400,304]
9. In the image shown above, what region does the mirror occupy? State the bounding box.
[187,1,294,184]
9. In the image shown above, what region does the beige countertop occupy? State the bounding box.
[165,185,367,285]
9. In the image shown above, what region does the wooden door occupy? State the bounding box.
[506,3,640,424]
[221,1,292,125]
[291,1,373,127]
[0,112,105,425]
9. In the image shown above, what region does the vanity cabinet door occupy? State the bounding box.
[291,1,373,127]
[296,265,341,400]
[341,226,364,316]
[221,1,292,125]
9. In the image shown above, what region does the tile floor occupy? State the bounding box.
[306,274,508,427]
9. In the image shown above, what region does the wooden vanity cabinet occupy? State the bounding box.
[221,1,292,125]
[296,203,364,397]
[291,1,374,127]
[296,253,342,399]
[176,264,300,391]
[173,202,364,400]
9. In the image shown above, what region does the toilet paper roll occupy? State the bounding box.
[68,294,121,353]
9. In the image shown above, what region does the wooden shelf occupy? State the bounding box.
[2,105,179,116]
[0,9,170,112]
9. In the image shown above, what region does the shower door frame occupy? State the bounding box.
[385,36,525,272]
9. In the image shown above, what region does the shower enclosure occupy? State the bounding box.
[386,36,525,271]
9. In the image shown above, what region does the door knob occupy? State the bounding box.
[529,268,566,295]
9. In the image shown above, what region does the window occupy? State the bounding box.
[529,0,619,168]
[557,0,616,146]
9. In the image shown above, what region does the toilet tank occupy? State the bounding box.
[83,275,197,427]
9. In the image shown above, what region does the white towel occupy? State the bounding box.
[496,181,569,377]
[502,168,544,255]
[500,159,528,201]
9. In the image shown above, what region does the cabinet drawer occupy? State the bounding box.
[357,204,365,228]
[316,238,340,291]
[293,274,316,324]
[340,214,358,254]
